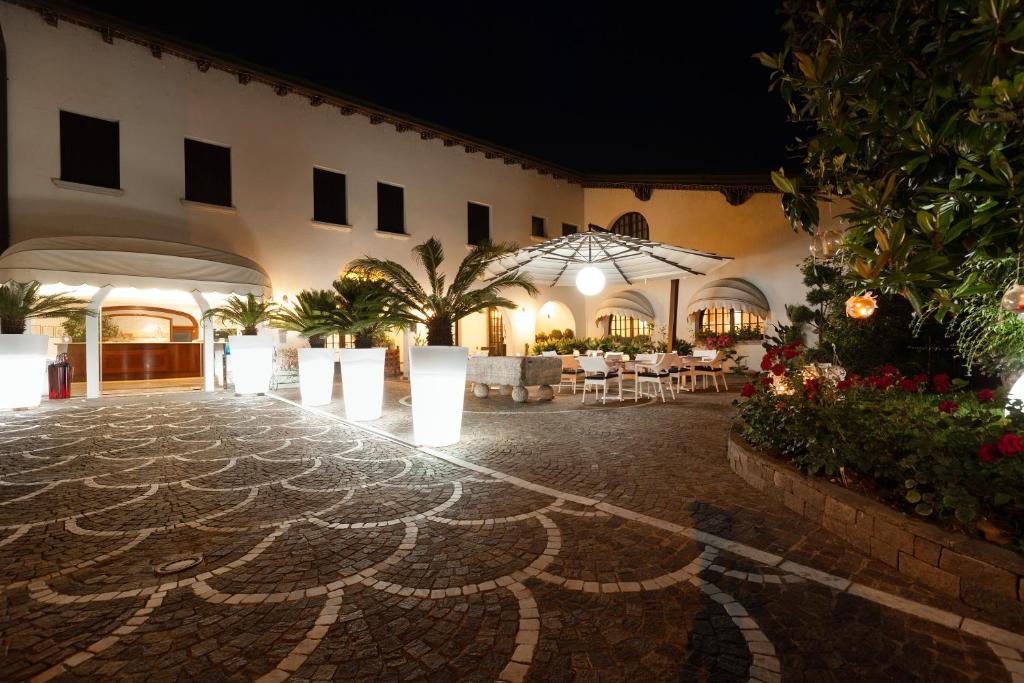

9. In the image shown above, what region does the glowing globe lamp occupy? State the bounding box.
[575,266,606,296]
[845,293,878,319]
[0,333,49,410]
[298,347,335,407]
[409,346,467,446]
[1001,283,1024,312]
[228,334,274,395]
[340,347,386,420]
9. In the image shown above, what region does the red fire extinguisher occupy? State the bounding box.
[48,353,72,400]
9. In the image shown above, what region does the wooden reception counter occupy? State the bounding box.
[67,342,202,382]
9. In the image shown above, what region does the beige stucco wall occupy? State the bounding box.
[0,2,585,355]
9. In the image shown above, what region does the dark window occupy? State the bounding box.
[610,212,650,240]
[531,216,545,238]
[313,168,347,225]
[467,202,490,245]
[59,111,119,189]
[562,223,578,236]
[377,183,405,233]
[184,139,231,207]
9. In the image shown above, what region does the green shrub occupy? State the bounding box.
[737,341,1024,549]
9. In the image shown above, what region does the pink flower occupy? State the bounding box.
[771,363,786,376]
[978,444,999,463]
[740,383,756,398]
[997,433,1024,457]
[977,388,994,403]
[937,400,958,414]
[932,373,950,394]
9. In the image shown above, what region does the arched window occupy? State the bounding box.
[697,308,765,336]
[610,212,649,240]
[608,315,652,337]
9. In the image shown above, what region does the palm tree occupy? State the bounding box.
[308,275,409,348]
[0,281,93,334]
[272,290,336,348]
[349,238,537,346]
[203,293,278,335]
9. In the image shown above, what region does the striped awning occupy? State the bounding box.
[687,278,770,319]
[595,290,656,323]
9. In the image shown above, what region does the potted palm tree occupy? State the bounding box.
[349,238,536,445]
[273,289,336,406]
[204,293,279,396]
[0,281,92,410]
[308,275,408,420]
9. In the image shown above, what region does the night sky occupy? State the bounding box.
[69,1,793,176]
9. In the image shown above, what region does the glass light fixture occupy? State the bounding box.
[575,266,605,296]
[845,292,878,319]
[409,346,467,446]
[0,333,49,410]
[227,334,274,395]
[340,347,386,420]
[298,347,335,407]
[1001,283,1024,312]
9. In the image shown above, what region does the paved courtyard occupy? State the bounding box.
[1,380,1022,682]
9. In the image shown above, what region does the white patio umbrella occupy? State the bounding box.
[485,228,732,295]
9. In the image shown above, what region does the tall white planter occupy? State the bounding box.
[340,347,385,421]
[409,346,467,447]
[228,335,274,395]
[299,347,335,406]
[0,333,49,410]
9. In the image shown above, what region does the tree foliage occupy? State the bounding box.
[0,281,93,334]
[759,0,1024,321]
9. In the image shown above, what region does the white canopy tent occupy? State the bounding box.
[0,236,273,397]
[484,228,731,288]
[594,290,656,324]
[686,278,771,320]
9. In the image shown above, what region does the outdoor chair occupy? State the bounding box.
[635,352,677,402]
[558,354,584,393]
[577,356,621,403]
[690,349,728,391]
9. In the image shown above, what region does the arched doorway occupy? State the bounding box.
[486,307,506,356]
[610,212,649,240]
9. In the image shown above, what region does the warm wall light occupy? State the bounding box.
[228,334,274,395]
[408,346,467,446]
[845,293,878,319]
[298,347,335,406]
[340,348,386,420]
[576,266,605,296]
[0,333,48,410]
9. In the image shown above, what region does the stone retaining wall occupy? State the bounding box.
[728,431,1024,618]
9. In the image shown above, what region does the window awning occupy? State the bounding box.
[0,236,271,296]
[687,278,770,319]
[594,290,656,323]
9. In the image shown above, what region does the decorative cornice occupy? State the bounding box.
[17,1,777,200]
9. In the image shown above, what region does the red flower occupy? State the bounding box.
[978,443,999,463]
[804,377,821,399]
[836,378,854,392]
[774,401,785,411]
[898,378,920,393]
[879,364,899,376]
[760,355,773,371]
[977,388,994,403]
[740,383,756,398]
[782,345,801,359]
[932,374,950,394]
[873,375,893,390]
[937,400,958,414]
[761,376,773,386]
[997,433,1024,457]
[771,363,786,376]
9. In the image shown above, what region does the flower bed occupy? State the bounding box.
[735,341,1024,552]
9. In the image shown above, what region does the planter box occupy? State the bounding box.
[409,346,467,446]
[728,430,1024,621]
[0,333,48,410]
[228,335,274,395]
[340,348,386,421]
[298,347,335,406]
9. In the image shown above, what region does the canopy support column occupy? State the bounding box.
[191,291,215,393]
[86,285,112,399]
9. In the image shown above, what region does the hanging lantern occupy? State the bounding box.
[845,292,878,319]
[809,233,824,258]
[1000,283,1024,312]
[810,229,842,258]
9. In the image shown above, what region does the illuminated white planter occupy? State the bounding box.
[228,335,274,395]
[0,333,49,410]
[299,347,335,406]
[409,346,467,446]
[340,348,386,421]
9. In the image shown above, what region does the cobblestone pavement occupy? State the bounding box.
[0,381,1021,682]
